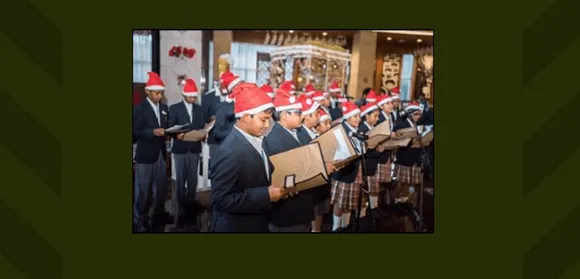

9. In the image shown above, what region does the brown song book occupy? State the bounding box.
[182,119,216,142]
[312,125,361,169]
[269,142,329,192]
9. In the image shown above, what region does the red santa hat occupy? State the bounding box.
[180,78,198,97]
[404,101,423,113]
[318,109,331,123]
[341,101,361,120]
[273,90,301,112]
[311,91,325,101]
[360,102,379,117]
[260,84,275,98]
[220,71,243,92]
[337,94,348,103]
[277,81,296,95]
[376,94,393,107]
[304,84,316,96]
[301,96,320,115]
[390,87,401,100]
[145,72,165,91]
[365,90,377,102]
[230,83,274,118]
[328,81,341,93]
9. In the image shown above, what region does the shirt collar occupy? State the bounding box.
[234,125,264,145]
[281,123,297,135]
[364,121,373,130]
[147,97,158,110]
[344,122,358,133]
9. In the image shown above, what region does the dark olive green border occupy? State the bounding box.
[1,0,580,278]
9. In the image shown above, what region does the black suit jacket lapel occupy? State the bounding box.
[233,128,269,182]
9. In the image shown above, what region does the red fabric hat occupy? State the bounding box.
[376,94,393,107]
[328,81,341,93]
[181,78,199,97]
[341,101,361,120]
[311,91,325,101]
[260,84,275,98]
[390,87,401,100]
[273,90,301,112]
[230,83,274,118]
[220,71,243,92]
[304,84,316,96]
[145,72,165,91]
[318,109,331,122]
[360,102,379,117]
[404,101,423,113]
[301,96,320,115]
[365,90,377,102]
[277,81,296,95]
[337,94,348,103]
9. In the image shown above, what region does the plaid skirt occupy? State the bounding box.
[377,160,393,183]
[355,168,381,195]
[331,179,361,211]
[395,164,422,185]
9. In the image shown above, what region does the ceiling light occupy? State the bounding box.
[417,38,423,43]
[387,37,392,41]
[289,30,294,33]
[322,32,328,36]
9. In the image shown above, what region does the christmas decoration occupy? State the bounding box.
[168,45,196,59]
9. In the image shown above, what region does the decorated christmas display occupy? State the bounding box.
[267,32,351,92]
[413,46,434,100]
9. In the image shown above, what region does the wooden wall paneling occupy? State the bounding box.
[374,48,384,93]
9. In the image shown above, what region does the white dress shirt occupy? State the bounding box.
[183,100,193,123]
[147,97,160,126]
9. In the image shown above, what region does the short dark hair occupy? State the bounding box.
[362,88,372,96]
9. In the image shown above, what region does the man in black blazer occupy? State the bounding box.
[133,72,169,233]
[208,71,243,165]
[202,81,223,160]
[263,92,318,233]
[210,83,287,232]
[168,79,208,231]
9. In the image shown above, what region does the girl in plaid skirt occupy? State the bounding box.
[311,110,332,232]
[393,102,424,206]
[357,102,383,215]
[375,94,396,203]
[330,102,362,232]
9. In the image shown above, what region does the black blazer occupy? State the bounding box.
[393,117,422,167]
[133,100,168,164]
[202,91,221,144]
[210,101,235,145]
[296,125,315,143]
[329,107,343,122]
[377,111,394,164]
[331,122,361,183]
[263,123,316,227]
[210,127,274,232]
[168,101,206,154]
[358,123,380,176]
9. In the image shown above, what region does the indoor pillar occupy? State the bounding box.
[347,31,377,100]
[212,30,233,80]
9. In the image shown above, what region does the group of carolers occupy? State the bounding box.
[133,69,428,233]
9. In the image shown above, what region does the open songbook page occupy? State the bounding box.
[312,125,360,169]
[182,120,216,142]
[165,123,191,134]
